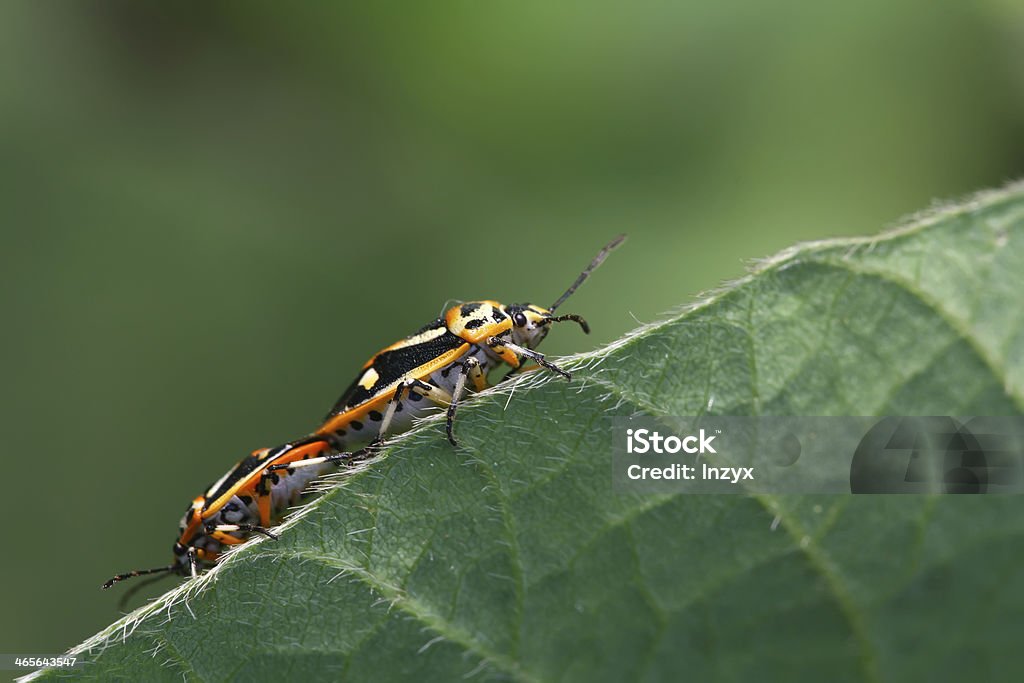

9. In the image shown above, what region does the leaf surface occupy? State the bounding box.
[32,184,1024,682]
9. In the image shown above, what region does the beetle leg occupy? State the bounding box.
[203,523,278,544]
[487,337,571,380]
[187,546,199,578]
[376,378,434,443]
[275,374,471,474]
[250,437,334,521]
[373,376,462,446]
[270,443,372,473]
[445,357,484,446]
[466,355,488,392]
[352,377,457,452]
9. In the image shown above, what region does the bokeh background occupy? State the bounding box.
[2,1,1023,657]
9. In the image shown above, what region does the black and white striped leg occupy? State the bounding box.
[204,522,279,541]
[267,446,371,474]
[269,435,392,474]
[187,546,199,579]
[487,337,572,380]
[446,357,483,446]
[333,376,456,453]
[272,378,452,473]
[376,377,432,444]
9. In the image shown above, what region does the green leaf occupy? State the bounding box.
[31,184,1024,682]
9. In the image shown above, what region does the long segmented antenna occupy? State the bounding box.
[102,563,177,590]
[540,313,590,334]
[548,234,627,312]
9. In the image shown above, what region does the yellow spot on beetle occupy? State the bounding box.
[359,368,380,390]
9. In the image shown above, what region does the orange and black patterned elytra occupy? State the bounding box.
[325,323,468,416]
[102,437,337,591]
[102,235,626,592]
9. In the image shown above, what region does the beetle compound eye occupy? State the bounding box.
[513,312,528,327]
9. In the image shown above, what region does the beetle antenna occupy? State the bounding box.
[541,313,590,334]
[549,235,626,312]
[102,563,177,590]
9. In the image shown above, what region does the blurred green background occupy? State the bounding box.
[1,1,1023,657]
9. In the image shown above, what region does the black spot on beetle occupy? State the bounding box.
[409,392,423,402]
[369,410,383,422]
[465,318,485,330]
[336,429,346,437]
[460,303,481,317]
[351,420,364,430]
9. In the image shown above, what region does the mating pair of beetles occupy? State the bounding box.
[103,235,626,590]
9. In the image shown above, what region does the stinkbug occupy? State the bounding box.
[295,234,627,460]
[102,235,625,590]
[102,438,338,588]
